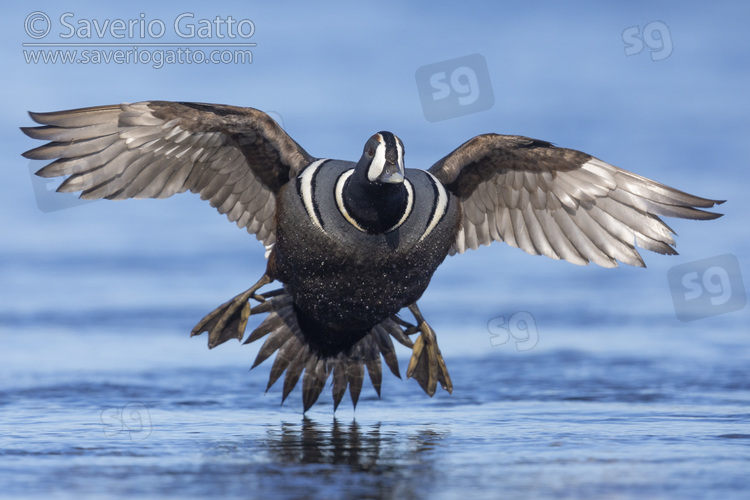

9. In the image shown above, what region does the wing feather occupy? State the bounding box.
[431,134,723,267]
[22,101,315,249]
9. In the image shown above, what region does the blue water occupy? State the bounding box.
[2,238,749,500]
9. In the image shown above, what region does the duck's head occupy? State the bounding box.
[355,131,405,185]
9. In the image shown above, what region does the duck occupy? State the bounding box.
[21,101,724,411]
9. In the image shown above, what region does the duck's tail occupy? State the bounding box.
[241,289,415,412]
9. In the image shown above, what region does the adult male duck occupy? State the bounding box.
[22,101,724,411]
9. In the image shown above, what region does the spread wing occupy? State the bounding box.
[428,134,724,267]
[21,101,315,249]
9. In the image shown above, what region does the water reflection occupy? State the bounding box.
[196,418,448,498]
[264,418,446,472]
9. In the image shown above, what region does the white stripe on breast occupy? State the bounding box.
[419,172,449,242]
[387,178,414,232]
[334,169,367,232]
[299,159,328,233]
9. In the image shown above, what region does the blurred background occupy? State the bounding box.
[1,1,748,499]
[3,0,746,356]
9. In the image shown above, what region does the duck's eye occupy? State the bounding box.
[366,148,375,157]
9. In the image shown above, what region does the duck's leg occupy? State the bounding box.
[405,303,453,396]
[191,274,273,349]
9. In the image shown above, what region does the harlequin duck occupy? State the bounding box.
[21,101,724,411]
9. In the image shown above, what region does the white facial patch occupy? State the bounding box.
[395,136,404,175]
[367,136,387,182]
